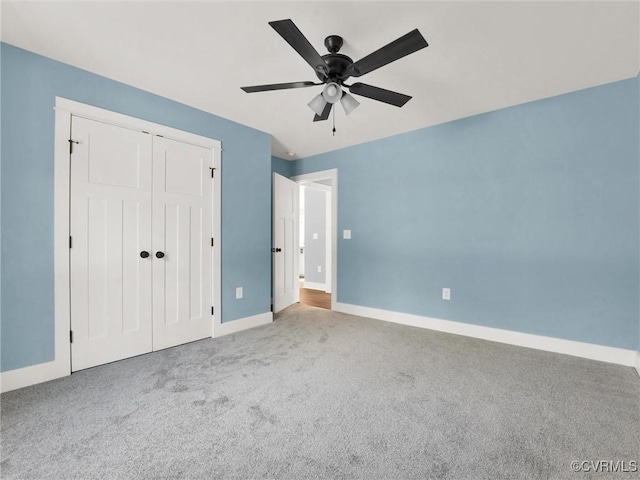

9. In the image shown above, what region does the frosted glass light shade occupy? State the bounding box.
[308,93,327,116]
[340,92,360,115]
[322,82,342,104]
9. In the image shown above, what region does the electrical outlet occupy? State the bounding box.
[312,233,318,240]
[343,229,351,239]
[236,287,243,299]
[317,266,322,273]
[442,288,451,300]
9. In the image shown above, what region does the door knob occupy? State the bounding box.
[276,248,282,252]
[140,251,150,258]
[155,251,165,259]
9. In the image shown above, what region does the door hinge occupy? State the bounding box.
[70,330,73,343]
[211,306,215,315]
[210,167,215,178]
[211,237,214,247]
[68,139,79,154]
[69,236,73,249]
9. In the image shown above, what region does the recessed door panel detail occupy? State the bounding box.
[70,116,214,372]
[190,206,204,321]
[122,200,141,333]
[87,123,141,188]
[164,145,204,196]
[163,203,181,326]
[86,197,108,340]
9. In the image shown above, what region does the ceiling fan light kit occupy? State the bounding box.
[308,93,328,116]
[322,82,342,104]
[241,19,428,132]
[340,92,360,116]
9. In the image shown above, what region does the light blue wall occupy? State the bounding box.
[1,43,272,372]
[293,76,640,350]
[271,156,293,178]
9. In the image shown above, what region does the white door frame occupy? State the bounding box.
[54,97,222,379]
[291,169,338,310]
[299,181,331,293]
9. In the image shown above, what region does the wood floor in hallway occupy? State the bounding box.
[299,278,331,309]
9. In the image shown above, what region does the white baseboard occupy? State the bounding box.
[215,311,273,337]
[334,302,638,368]
[303,281,327,291]
[2,311,273,393]
[0,359,69,394]
[635,351,640,377]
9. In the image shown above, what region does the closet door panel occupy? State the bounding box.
[152,137,212,350]
[70,117,152,371]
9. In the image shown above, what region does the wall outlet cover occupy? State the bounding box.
[343,229,351,239]
[442,288,451,300]
[236,287,243,299]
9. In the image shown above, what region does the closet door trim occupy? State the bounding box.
[53,97,222,380]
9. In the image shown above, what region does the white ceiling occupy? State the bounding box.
[2,1,638,160]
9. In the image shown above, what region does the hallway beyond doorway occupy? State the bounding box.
[299,278,331,309]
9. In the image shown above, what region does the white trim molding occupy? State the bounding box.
[215,312,273,337]
[1,361,69,394]
[55,98,222,151]
[303,281,327,291]
[2,311,274,393]
[334,302,639,368]
[635,351,640,377]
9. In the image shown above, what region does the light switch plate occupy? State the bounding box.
[313,233,318,240]
[236,287,243,299]
[343,229,351,239]
[317,266,322,273]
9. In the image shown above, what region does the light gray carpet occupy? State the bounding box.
[1,304,638,479]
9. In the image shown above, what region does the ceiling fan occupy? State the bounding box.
[241,19,429,122]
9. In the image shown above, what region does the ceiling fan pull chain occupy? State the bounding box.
[332,106,336,136]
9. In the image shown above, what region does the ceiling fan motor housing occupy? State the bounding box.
[316,35,353,83]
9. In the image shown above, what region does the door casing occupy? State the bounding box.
[291,169,338,311]
[54,97,222,377]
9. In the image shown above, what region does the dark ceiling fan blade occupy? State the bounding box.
[344,29,428,78]
[313,102,332,122]
[241,81,320,93]
[348,83,412,107]
[269,19,328,77]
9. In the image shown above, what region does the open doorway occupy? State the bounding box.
[293,169,337,311]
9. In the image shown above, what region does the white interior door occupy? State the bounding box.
[152,137,213,350]
[70,117,153,371]
[273,173,299,312]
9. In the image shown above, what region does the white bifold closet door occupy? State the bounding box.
[152,137,212,350]
[70,117,212,372]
